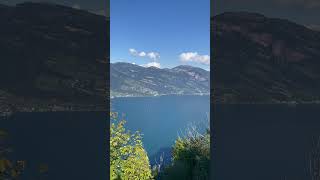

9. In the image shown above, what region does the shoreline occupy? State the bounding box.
[110,93,210,99]
[0,104,107,117]
[111,95,320,105]
[111,94,320,104]
[212,101,320,105]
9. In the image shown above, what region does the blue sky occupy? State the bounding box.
[111,0,210,70]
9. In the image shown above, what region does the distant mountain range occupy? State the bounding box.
[111,62,209,97]
[212,12,320,103]
[0,2,108,114]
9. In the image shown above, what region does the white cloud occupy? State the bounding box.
[129,48,160,61]
[129,48,138,56]
[179,52,210,65]
[147,52,160,61]
[141,62,161,68]
[139,51,146,57]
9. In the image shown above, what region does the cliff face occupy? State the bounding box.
[212,12,320,103]
[0,2,109,114]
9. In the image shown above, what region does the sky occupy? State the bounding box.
[111,0,210,70]
[212,0,320,30]
[0,0,109,16]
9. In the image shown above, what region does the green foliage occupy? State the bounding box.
[110,112,153,180]
[159,128,210,180]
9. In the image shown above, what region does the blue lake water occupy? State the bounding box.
[213,104,320,180]
[0,112,107,180]
[111,95,210,160]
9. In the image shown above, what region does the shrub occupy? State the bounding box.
[158,127,210,180]
[110,112,153,180]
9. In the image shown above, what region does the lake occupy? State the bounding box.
[0,112,108,180]
[2,100,318,179]
[111,95,210,163]
[213,104,320,180]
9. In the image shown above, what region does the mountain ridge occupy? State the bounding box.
[0,2,109,114]
[212,12,320,103]
[111,62,210,97]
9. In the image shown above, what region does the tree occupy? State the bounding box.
[110,112,153,180]
[159,127,210,180]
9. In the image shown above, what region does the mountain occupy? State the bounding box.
[0,2,109,114]
[212,12,320,103]
[110,62,209,97]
